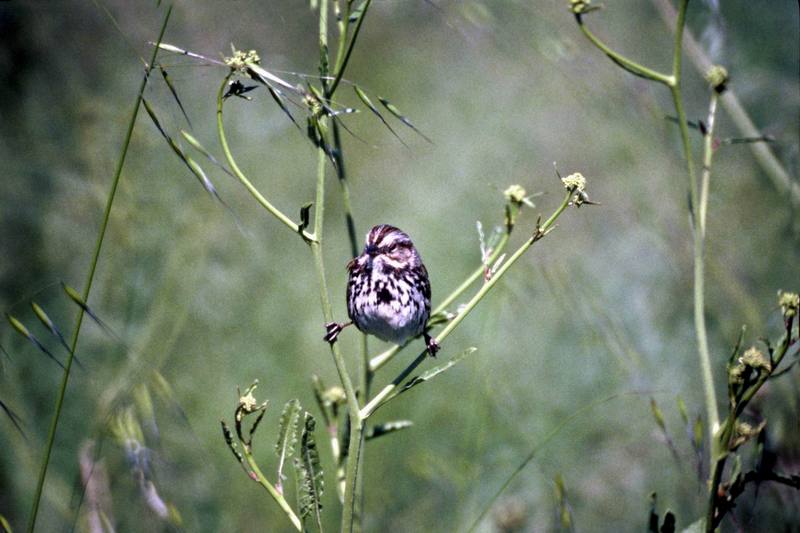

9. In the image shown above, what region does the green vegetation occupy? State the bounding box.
[0,1,797,531]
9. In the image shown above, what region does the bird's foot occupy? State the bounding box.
[324,321,351,344]
[424,333,440,357]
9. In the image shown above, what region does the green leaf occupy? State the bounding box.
[294,413,324,530]
[275,399,301,490]
[159,65,193,129]
[244,62,297,92]
[180,129,235,179]
[265,86,303,131]
[142,98,221,200]
[365,420,413,441]
[377,96,433,143]
[397,347,477,397]
[353,85,406,147]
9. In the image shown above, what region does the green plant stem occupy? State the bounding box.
[314,3,365,530]
[361,190,574,419]
[26,9,173,532]
[215,76,316,242]
[243,448,302,531]
[368,217,515,373]
[576,0,721,456]
[649,0,800,204]
[328,0,373,95]
[575,15,673,85]
[309,140,363,532]
[668,0,720,443]
[699,92,719,239]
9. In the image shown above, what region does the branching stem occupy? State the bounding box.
[216,75,317,243]
[361,190,574,419]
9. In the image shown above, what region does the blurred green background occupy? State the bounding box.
[1,0,798,531]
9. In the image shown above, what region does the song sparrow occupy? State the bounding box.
[324,224,439,356]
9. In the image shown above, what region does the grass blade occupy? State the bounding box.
[397,347,476,397]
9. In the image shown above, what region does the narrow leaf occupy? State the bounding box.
[378,96,433,143]
[294,413,324,529]
[245,62,298,92]
[159,65,193,129]
[179,129,235,178]
[275,399,301,490]
[398,347,476,396]
[353,85,407,147]
[154,43,225,66]
[365,420,413,441]
[142,98,221,200]
[266,86,303,131]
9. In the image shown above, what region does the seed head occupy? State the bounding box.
[561,172,586,192]
[225,49,261,72]
[778,290,799,318]
[705,65,729,93]
[504,184,528,206]
[740,346,771,373]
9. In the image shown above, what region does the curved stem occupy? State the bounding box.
[362,190,574,419]
[576,15,673,85]
[216,76,316,242]
[243,450,302,531]
[26,8,173,532]
[649,0,800,204]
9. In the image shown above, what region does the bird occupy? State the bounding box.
[324,224,439,356]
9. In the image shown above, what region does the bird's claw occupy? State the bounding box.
[324,322,343,344]
[424,333,440,357]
